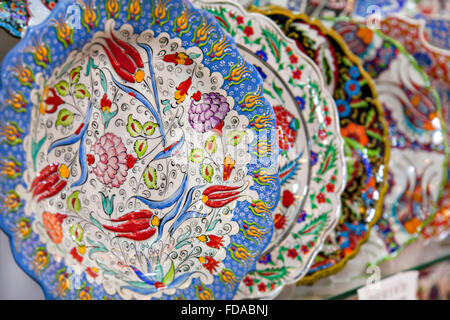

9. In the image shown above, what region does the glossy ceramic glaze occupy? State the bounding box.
[0,0,281,300]
[377,15,450,243]
[254,6,390,284]
[331,18,448,264]
[194,0,346,299]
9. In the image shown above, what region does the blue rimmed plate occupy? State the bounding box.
[0,0,280,300]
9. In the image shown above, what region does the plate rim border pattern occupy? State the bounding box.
[0,0,281,300]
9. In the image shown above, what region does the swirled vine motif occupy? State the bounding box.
[19,18,261,299]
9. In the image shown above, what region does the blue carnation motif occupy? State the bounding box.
[344,79,361,97]
[349,66,360,79]
[336,99,351,118]
[255,65,267,80]
[256,49,268,62]
[413,51,432,67]
[295,96,305,110]
[257,253,272,265]
[311,151,318,166]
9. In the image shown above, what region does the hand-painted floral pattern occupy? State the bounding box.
[195,0,345,299]
[256,7,389,284]
[377,15,450,244]
[0,0,279,300]
[331,19,447,265]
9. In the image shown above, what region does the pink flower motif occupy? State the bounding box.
[88,133,134,188]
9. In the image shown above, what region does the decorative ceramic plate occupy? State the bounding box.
[330,18,448,264]
[194,0,345,299]
[378,15,450,145]
[254,6,390,284]
[0,0,281,300]
[377,14,450,245]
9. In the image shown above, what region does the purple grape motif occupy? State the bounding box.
[188,92,230,133]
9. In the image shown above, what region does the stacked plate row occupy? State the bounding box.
[0,0,447,300]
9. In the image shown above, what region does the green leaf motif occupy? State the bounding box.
[261,28,281,63]
[321,52,333,86]
[55,80,69,97]
[272,80,284,104]
[32,135,47,171]
[155,258,164,283]
[74,83,90,99]
[317,144,336,176]
[298,213,328,236]
[127,115,143,137]
[204,135,217,154]
[143,121,158,136]
[70,66,82,84]
[163,261,175,285]
[255,267,288,281]
[176,229,192,249]
[99,69,107,94]
[69,224,84,246]
[134,139,148,159]
[201,164,214,183]
[96,259,116,276]
[56,109,74,127]
[89,213,103,231]
[87,237,108,259]
[190,148,203,163]
[226,129,247,146]
[67,191,81,213]
[188,53,201,60]
[143,166,158,190]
